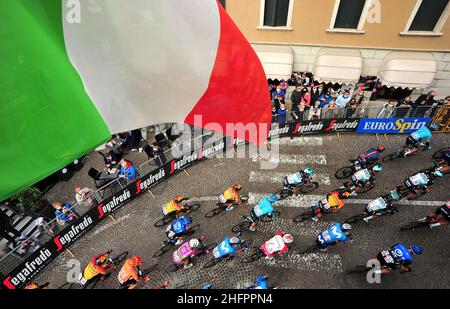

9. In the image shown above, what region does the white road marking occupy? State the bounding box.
[249,171,330,185]
[255,252,342,273]
[252,154,327,165]
[270,137,323,146]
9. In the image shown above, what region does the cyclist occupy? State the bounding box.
[219,184,243,211]
[212,234,246,260]
[172,238,209,269]
[248,194,278,231]
[247,276,271,289]
[355,145,385,168]
[260,232,294,260]
[376,243,423,274]
[79,251,115,286]
[435,148,450,174]
[399,168,444,198]
[117,256,149,289]
[404,124,438,156]
[166,216,193,245]
[420,200,450,229]
[345,164,382,194]
[316,223,352,251]
[24,282,48,289]
[283,168,315,191]
[162,196,189,217]
[361,190,401,222]
[312,190,350,222]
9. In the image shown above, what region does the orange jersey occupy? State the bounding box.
[117,259,140,284]
[223,188,239,203]
[327,192,345,210]
[82,254,110,280]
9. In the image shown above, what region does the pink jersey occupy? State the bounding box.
[172,242,195,264]
[261,233,288,257]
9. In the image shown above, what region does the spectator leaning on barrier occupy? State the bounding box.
[435,96,450,129]
[119,159,137,184]
[75,187,93,207]
[413,91,436,117]
[318,91,333,109]
[308,101,322,120]
[394,96,414,118]
[52,201,78,225]
[324,100,339,119]
[345,98,358,118]
[335,89,351,108]
[377,99,397,118]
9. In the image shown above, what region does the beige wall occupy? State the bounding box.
[226,0,450,51]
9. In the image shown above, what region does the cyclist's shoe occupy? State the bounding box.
[264,256,274,260]
[430,223,440,229]
[363,217,370,223]
[226,206,234,211]
[175,239,183,246]
[319,248,327,252]
[312,216,319,222]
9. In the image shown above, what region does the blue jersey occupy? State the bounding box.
[410,126,432,141]
[171,217,188,234]
[253,197,274,218]
[317,223,347,245]
[390,243,413,266]
[215,238,236,258]
[249,276,269,289]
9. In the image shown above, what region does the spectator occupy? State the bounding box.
[272,85,286,100]
[324,101,339,119]
[413,91,436,117]
[119,159,137,184]
[345,98,358,118]
[300,87,311,109]
[52,201,77,225]
[317,92,333,108]
[394,96,413,118]
[150,143,167,167]
[435,96,450,130]
[273,97,285,114]
[0,209,27,247]
[311,84,325,104]
[377,100,397,118]
[308,101,322,120]
[126,129,143,152]
[276,103,288,124]
[279,79,288,91]
[75,187,93,207]
[102,151,121,170]
[292,102,306,122]
[335,89,351,108]
[290,85,302,107]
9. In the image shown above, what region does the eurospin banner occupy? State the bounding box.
[357,118,431,134]
[1,138,228,289]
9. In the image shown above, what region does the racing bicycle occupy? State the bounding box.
[231,211,281,233]
[400,214,449,231]
[152,224,201,258]
[204,195,249,218]
[203,238,252,269]
[275,179,319,200]
[154,200,201,227]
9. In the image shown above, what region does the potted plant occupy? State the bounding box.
[10,187,52,218]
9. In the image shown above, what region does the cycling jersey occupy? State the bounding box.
[82,254,110,281]
[317,223,348,247]
[24,283,41,289]
[435,201,450,221]
[378,244,413,270]
[409,126,432,142]
[405,172,431,189]
[163,200,183,215]
[249,276,269,289]
[261,233,288,257]
[358,148,381,165]
[213,238,236,259]
[117,259,140,285]
[253,197,274,218]
[170,217,189,235]
[351,168,372,185]
[320,192,344,212]
[366,197,388,214]
[172,242,197,264]
[285,172,304,187]
[223,188,239,203]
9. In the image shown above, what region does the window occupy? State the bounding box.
[403,0,450,35]
[258,0,294,30]
[219,0,225,9]
[328,0,371,33]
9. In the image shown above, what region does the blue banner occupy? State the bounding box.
[357,118,431,134]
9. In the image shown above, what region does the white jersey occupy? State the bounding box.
[408,173,429,187]
[352,169,371,183]
[262,235,285,255]
[366,197,388,213]
[286,173,303,186]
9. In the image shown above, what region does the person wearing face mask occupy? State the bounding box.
[311,84,324,104]
[377,100,397,118]
[300,88,311,109]
[276,103,288,124]
[335,90,351,108]
[272,85,286,100]
[317,91,333,109]
[308,101,322,120]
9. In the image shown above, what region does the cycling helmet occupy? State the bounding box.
[268,194,278,203]
[433,170,444,177]
[389,190,401,201]
[185,216,193,225]
[410,245,423,255]
[339,191,351,199]
[303,168,314,176]
[233,184,242,191]
[282,234,294,244]
[129,256,143,266]
[95,255,108,265]
[376,145,386,152]
[189,239,200,248]
[173,196,183,202]
[342,223,352,231]
[372,165,383,172]
[429,124,439,131]
[230,237,240,244]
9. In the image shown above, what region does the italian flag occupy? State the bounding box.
[0,0,271,201]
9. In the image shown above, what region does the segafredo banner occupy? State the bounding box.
[357,118,431,134]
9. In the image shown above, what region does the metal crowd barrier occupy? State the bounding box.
[430,106,450,133]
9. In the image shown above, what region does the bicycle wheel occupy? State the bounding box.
[112,251,129,265]
[344,214,365,224]
[154,216,174,228]
[293,211,313,223]
[260,211,281,223]
[300,182,319,194]
[205,206,224,218]
[188,224,201,234]
[186,203,201,213]
[400,221,428,231]
[335,167,354,179]
[203,258,220,269]
[242,250,264,264]
[153,243,172,258]
[357,184,375,194]
[382,152,400,162]
[231,221,251,233]
[276,189,292,201]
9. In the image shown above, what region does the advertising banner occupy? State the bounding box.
[357,118,431,134]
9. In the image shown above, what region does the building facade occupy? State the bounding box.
[224,0,450,98]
